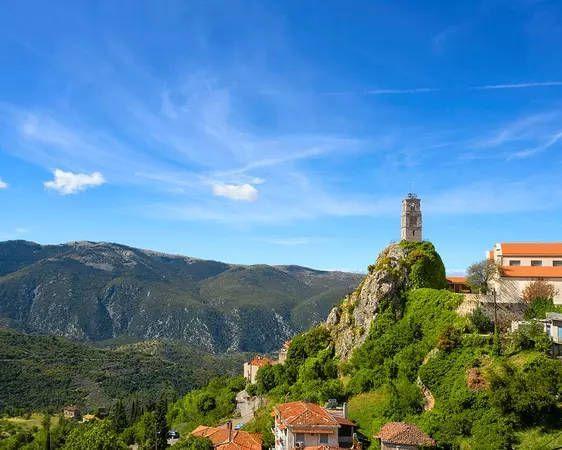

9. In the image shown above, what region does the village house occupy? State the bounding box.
[191,421,262,450]
[244,355,275,384]
[487,243,562,304]
[375,422,435,450]
[278,340,291,364]
[273,401,356,450]
[445,276,470,294]
[63,406,81,420]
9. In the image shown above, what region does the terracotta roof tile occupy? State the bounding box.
[446,276,467,284]
[500,242,562,256]
[276,402,339,427]
[249,355,274,367]
[191,425,262,450]
[501,266,562,278]
[376,422,435,447]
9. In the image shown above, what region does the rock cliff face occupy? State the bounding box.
[326,241,446,359]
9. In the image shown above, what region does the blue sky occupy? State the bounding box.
[1,0,562,273]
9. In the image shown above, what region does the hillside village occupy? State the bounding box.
[1,194,561,449]
[179,195,562,450]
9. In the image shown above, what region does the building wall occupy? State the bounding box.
[491,277,562,305]
[274,421,339,450]
[243,363,259,384]
[380,442,418,450]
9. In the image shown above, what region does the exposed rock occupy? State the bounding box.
[326,241,446,360]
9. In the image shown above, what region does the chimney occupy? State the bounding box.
[343,402,348,419]
[227,420,233,442]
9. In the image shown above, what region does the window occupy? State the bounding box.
[295,434,305,445]
[509,260,521,266]
[531,260,543,267]
[554,260,562,267]
[319,435,329,445]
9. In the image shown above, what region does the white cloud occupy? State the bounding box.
[0,178,7,189]
[212,183,258,202]
[44,169,106,195]
[366,88,439,95]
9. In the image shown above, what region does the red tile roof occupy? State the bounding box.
[275,402,339,428]
[501,266,562,278]
[500,243,562,256]
[248,355,274,367]
[376,422,435,447]
[191,425,262,450]
[446,276,467,284]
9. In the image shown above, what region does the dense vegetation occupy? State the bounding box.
[0,240,361,353]
[252,287,562,449]
[0,329,246,414]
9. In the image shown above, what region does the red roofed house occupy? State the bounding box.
[488,243,562,304]
[244,355,275,384]
[445,276,470,294]
[273,401,356,450]
[376,422,435,449]
[191,421,262,450]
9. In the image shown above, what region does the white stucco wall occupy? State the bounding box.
[491,277,562,305]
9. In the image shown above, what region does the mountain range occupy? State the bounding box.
[0,240,362,353]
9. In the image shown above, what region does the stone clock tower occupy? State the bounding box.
[401,193,422,242]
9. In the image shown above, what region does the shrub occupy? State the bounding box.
[399,241,447,290]
[524,297,562,320]
[466,260,499,294]
[437,326,462,352]
[509,322,551,353]
[469,307,494,333]
[522,280,558,303]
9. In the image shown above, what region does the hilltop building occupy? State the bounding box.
[278,340,291,364]
[273,401,356,450]
[401,194,422,242]
[244,355,274,384]
[63,406,81,420]
[487,243,562,304]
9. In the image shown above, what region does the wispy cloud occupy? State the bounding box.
[474,81,562,90]
[44,169,106,195]
[366,88,439,95]
[509,131,562,159]
[0,178,7,189]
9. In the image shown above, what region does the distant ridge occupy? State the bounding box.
[0,240,363,353]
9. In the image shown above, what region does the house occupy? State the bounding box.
[376,422,435,450]
[191,422,262,450]
[244,355,275,384]
[487,243,562,304]
[63,406,81,420]
[446,276,470,294]
[273,401,356,450]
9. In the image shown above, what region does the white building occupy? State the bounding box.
[487,243,562,305]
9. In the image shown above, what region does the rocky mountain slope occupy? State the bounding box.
[0,240,362,353]
[326,241,447,359]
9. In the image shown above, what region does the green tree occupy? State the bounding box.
[174,436,214,450]
[111,400,128,434]
[62,420,128,450]
[155,396,168,450]
[42,414,51,450]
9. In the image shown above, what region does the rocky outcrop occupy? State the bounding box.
[326,241,446,360]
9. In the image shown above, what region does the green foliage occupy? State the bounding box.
[0,329,246,414]
[242,406,275,448]
[62,420,127,450]
[168,376,246,432]
[174,435,214,450]
[509,322,552,353]
[524,297,562,320]
[469,307,494,333]
[155,396,168,450]
[488,356,562,425]
[285,326,332,382]
[466,259,499,294]
[398,241,447,290]
[110,400,128,434]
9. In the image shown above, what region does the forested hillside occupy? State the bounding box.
[0,329,246,414]
[0,240,362,353]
